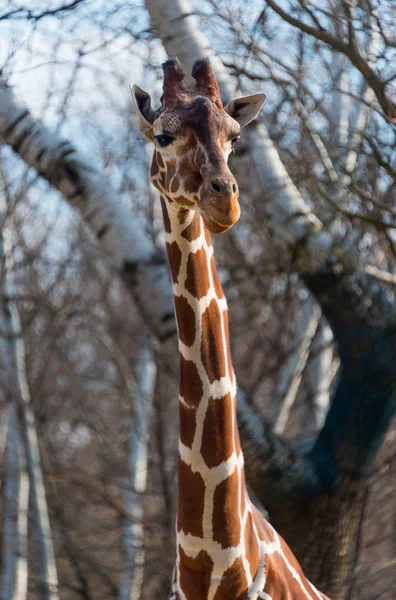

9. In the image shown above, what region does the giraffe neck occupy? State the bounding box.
[161,194,330,600]
[161,195,261,598]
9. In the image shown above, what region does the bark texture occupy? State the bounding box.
[0,186,59,599]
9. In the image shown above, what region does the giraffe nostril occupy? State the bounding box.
[211,181,223,195]
[232,183,237,194]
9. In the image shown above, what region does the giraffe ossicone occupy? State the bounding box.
[131,58,330,600]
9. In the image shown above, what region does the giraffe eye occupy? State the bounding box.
[155,134,174,147]
[231,135,240,147]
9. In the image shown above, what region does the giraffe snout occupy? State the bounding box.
[199,178,240,232]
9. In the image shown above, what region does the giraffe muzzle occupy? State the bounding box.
[198,174,240,233]
[200,200,241,233]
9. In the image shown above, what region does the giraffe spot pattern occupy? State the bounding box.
[151,155,160,178]
[156,151,165,169]
[234,406,242,456]
[159,170,167,189]
[211,254,224,299]
[201,299,226,383]
[182,214,202,241]
[153,96,331,600]
[177,460,205,538]
[222,309,234,382]
[160,206,329,600]
[212,468,241,548]
[263,553,292,599]
[179,547,213,600]
[161,197,172,233]
[178,207,191,224]
[174,295,196,346]
[200,394,235,468]
[244,511,260,580]
[179,402,197,448]
[213,557,249,600]
[179,354,203,407]
[239,471,247,516]
[166,241,182,283]
[185,247,211,299]
[171,177,180,193]
[251,503,272,541]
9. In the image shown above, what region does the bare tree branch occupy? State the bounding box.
[264,0,396,122]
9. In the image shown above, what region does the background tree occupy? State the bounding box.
[0,1,395,599]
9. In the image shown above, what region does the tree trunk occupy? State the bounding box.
[0,406,29,600]
[269,476,365,600]
[0,183,59,600]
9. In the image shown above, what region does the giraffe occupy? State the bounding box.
[131,58,330,600]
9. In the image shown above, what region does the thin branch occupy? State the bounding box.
[0,0,85,22]
[264,0,396,121]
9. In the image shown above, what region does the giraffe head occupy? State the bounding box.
[130,58,266,233]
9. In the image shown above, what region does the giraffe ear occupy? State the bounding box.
[130,83,156,142]
[224,93,266,128]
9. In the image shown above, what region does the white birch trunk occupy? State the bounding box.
[0,187,29,600]
[304,322,334,432]
[119,345,157,600]
[272,297,320,436]
[0,78,175,342]
[0,186,59,600]
[0,406,29,600]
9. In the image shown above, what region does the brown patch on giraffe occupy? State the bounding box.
[160,197,171,234]
[244,510,260,580]
[178,208,190,224]
[211,254,224,299]
[263,553,290,598]
[178,153,202,195]
[159,170,166,189]
[251,503,272,541]
[174,195,195,208]
[177,459,205,537]
[212,556,248,600]
[174,295,196,347]
[201,300,226,383]
[179,354,203,407]
[179,403,196,448]
[212,468,241,548]
[166,242,182,283]
[222,310,234,381]
[182,214,202,241]
[200,394,235,468]
[150,156,160,178]
[170,177,180,194]
[156,151,164,169]
[179,546,213,600]
[185,247,211,300]
[183,176,201,194]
